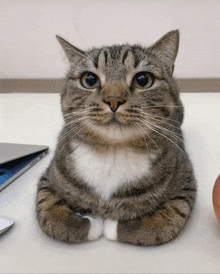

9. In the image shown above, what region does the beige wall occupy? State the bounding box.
[1,0,220,79]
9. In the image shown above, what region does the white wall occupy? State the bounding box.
[1,0,220,79]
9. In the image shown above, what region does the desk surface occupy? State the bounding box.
[0,92,220,273]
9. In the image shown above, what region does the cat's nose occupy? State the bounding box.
[103,96,126,112]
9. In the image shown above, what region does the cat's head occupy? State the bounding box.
[57,30,183,146]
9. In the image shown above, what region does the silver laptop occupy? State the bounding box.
[0,143,49,191]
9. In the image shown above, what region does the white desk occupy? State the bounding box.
[1,92,220,273]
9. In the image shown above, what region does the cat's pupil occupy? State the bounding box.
[136,73,148,87]
[86,73,97,86]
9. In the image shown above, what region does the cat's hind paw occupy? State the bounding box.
[103,219,118,241]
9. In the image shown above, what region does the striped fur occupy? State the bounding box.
[36,30,196,245]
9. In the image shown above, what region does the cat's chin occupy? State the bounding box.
[105,116,125,126]
[88,120,141,145]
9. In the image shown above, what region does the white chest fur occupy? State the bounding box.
[71,142,152,200]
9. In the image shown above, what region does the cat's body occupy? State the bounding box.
[36,30,196,245]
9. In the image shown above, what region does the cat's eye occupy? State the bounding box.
[81,72,99,89]
[133,72,154,89]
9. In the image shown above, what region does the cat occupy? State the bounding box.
[36,30,197,246]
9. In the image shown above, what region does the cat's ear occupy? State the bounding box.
[56,35,85,62]
[148,30,179,74]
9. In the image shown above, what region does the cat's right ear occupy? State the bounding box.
[148,30,179,74]
[56,35,85,62]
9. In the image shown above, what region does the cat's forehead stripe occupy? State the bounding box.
[86,45,164,80]
[92,45,146,70]
[121,50,129,64]
[104,50,108,64]
[92,50,100,68]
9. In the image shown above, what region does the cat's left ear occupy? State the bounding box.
[56,35,85,63]
[148,30,179,74]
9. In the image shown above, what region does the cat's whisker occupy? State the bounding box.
[148,120,184,142]
[63,106,85,109]
[65,118,89,128]
[64,113,87,119]
[139,117,184,144]
[133,114,182,140]
[58,124,82,146]
[71,120,92,138]
[63,106,99,117]
[139,112,183,132]
[58,119,92,156]
[65,114,91,127]
[140,112,182,125]
[144,126,188,164]
[63,106,93,113]
[64,117,88,125]
[134,121,162,157]
[132,122,149,151]
[64,105,88,109]
[61,116,89,137]
[141,105,182,107]
[137,117,189,163]
[64,112,89,119]
[81,50,95,63]
[73,24,96,64]
[141,105,184,113]
[63,109,96,119]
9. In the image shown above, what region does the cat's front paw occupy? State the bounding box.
[103,219,118,241]
[76,213,104,241]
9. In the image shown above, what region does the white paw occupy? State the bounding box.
[81,215,104,241]
[103,219,118,241]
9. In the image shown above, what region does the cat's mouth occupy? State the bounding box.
[90,111,139,128]
[107,115,122,125]
[103,112,132,127]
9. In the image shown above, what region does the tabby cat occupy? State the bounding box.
[36,30,196,246]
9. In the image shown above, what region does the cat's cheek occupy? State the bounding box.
[103,219,118,241]
[81,215,104,241]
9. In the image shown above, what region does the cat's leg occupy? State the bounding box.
[104,198,194,246]
[36,175,103,243]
